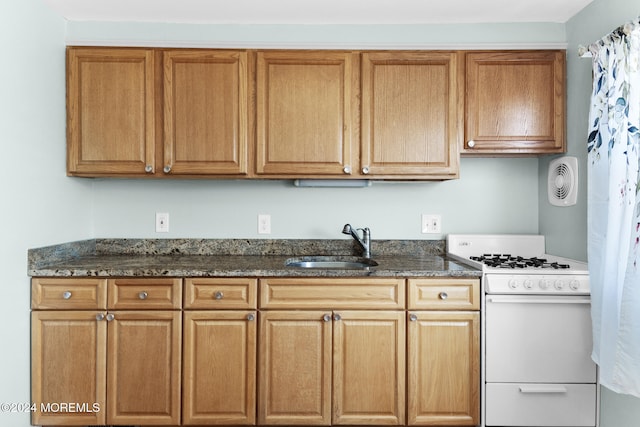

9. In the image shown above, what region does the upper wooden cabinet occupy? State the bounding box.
[464,50,566,155]
[361,51,461,179]
[255,50,359,177]
[163,50,250,175]
[67,47,156,175]
[66,47,566,178]
[67,47,250,177]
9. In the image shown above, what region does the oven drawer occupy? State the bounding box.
[485,383,597,426]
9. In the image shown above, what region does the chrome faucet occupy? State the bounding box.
[342,224,371,258]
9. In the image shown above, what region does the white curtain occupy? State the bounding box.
[587,18,640,397]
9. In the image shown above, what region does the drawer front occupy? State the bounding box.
[259,278,405,309]
[107,278,182,309]
[184,278,257,309]
[408,278,479,310]
[31,278,107,310]
[485,383,597,426]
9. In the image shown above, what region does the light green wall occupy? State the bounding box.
[0,1,93,426]
[540,0,640,424]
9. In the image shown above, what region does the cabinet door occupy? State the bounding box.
[464,50,566,154]
[67,47,156,176]
[107,310,181,425]
[258,311,332,425]
[31,311,106,426]
[163,50,250,175]
[361,52,461,178]
[333,311,405,425]
[407,311,479,426]
[183,310,256,425]
[256,51,358,177]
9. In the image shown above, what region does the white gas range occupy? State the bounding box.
[447,234,598,427]
[447,234,590,295]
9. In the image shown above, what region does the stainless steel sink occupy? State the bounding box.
[284,256,378,269]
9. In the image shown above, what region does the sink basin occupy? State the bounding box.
[285,256,378,269]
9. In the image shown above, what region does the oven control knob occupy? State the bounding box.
[539,279,551,289]
[569,279,581,291]
[554,280,565,290]
[508,279,518,289]
[523,279,533,289]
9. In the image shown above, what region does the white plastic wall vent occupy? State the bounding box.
[548,156,578,207]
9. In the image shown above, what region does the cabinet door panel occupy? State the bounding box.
[256,51,357,176]
[333,311,405,425]
[258,311,332,425]
[107,311,181,425]
[183,311,256,425]
[67,47,155,175]
[31,311,106,426]
[164,50,249,175]
[464,50,565,154]
[361,52,460,178]
[407,311,479,426]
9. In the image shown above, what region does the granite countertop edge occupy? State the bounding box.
[28,239,482,278]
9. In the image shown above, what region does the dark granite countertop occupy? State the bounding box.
[28,239,481,278]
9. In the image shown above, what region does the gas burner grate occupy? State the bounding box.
[470,254,570,269]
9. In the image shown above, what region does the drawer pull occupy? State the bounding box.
[106,313,115,322]
[333,313,342,321]
[138,291,148,300]
[519,385,567,394]
[214,291,224,300]
[62,291,72,300]
[409,313,418,322]
[439,292,448,300]
[96,313,105,321]
[323,314,332,322]
[247,313,255,321]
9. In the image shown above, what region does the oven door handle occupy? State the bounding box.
[487,296,590,304]
[519,385,568,394]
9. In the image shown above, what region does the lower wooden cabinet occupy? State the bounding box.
[182,310,257,425]
[258,310,405,426]
[407,278,480,426]
[31,276,479,427]
[407,311,480,426]
[31,278,182,426]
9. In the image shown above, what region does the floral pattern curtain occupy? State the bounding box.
[587,18,640,397]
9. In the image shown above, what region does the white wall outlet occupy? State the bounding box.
[258,214,271,234]
[421,214,441,234]
[156,212,169,233]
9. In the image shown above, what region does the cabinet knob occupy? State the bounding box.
[362,166,370,174]
[409,313,418,322]
[62,291,72,300]
[343,165,352,174]
[106,313,115,322]
[323,314,332,322]
[467,140,476,148]
[333,313,342,321]
[247,313,255,321]
[163,165,172,173]
[96,313,105,321]
[138,291,148,300]
[439,292,449,300]
[145,165,153,173]
[214,291,224,300]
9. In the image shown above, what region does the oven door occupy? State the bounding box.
[485,294,596,383]
[485,294,597,427]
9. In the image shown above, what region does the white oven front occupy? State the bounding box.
[484,294,598,427]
